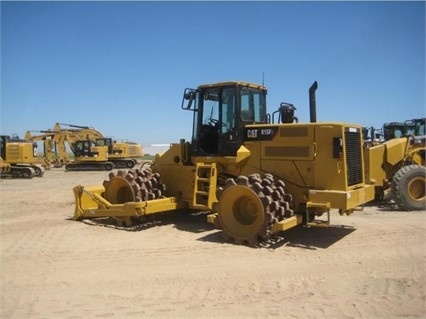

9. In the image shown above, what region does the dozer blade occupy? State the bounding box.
[73,185,187,221]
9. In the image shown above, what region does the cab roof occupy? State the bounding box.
[198,81,267,91]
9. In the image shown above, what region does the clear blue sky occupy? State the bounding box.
[1,1,425,149]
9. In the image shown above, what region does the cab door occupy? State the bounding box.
[217,86,239,156]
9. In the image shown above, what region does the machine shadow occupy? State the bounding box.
[270,224,356,250]
[72,211,356,250]
[74,209,216,233]
[198,224,357,250]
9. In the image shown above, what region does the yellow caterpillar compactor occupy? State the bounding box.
[72,80,382,246]
[0,135,44,178]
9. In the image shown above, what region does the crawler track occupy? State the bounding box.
[65,162,114,171]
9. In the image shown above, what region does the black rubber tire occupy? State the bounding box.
[391,165,426,211]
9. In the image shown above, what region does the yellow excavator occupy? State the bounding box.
[64,139,114,171]
[94,137,143,168]
[25,123,143,170]
[72,80,380,246]
[25,123,105,169]
[55,123,144,168]
[0,135,44,178]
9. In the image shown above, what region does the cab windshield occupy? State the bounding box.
[191,83,267,155]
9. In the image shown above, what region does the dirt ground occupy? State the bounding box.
[0,167,425,319]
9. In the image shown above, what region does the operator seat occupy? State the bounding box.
[199,124,219,154]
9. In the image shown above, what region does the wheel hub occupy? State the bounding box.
[408,177,425,201]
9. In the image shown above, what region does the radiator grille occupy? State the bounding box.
[345,131,363,186]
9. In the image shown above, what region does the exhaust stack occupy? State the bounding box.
[309,81,318,123]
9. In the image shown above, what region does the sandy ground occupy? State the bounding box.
[0,167,425,319]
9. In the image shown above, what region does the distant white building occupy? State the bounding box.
[144,144,171,156]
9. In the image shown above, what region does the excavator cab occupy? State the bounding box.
[96,137,114,154]
[74,140,96,158]
[182,81,268,156]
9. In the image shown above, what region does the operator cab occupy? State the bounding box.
[383,122,407,141]
[405,118,426,137]
[74,140,97,158]
[182,81,267,156]
[96,138,114,154]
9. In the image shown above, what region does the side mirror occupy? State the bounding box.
[182,88,197,110]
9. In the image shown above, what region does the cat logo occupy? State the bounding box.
[247,129,258,139]
[244,126,279,141]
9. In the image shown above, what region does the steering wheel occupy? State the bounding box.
[209,119,225,128]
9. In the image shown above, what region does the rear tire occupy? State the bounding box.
[391,165,426,210]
